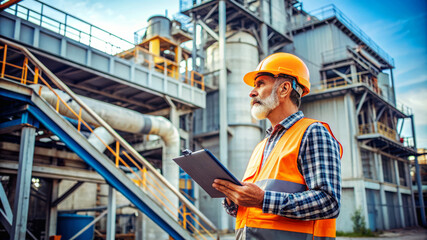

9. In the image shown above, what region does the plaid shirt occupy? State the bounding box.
[223,111,341,220]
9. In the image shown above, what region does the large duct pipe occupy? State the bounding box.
[88,127,115,152]
[31,85,180,202]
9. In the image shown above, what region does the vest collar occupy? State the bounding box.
[266,111,305,136]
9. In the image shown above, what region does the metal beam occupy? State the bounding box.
[0,208,11,233]
[203,3,218,22]
[197,19,219,41]
[52,181,84,207]
[0,142,80,160]
[0,104,28,118]
[375,106,386,121]
[192,13,197,72]
[0,0,22,11]
[0,160,105,183]
[356,90,368,116]
[106,186,117,240]
[11,126,36,240]
[250,26,264,57]
[260,23,268,59]
[74,76,103,85]
[54,67,82,76]
[66,82,156,110]
[47,179,59,237]
[332,69,351,83]
[390,68,396,105]
[225,11,242,24]
[0,176,13,224]
[270,41,288,53]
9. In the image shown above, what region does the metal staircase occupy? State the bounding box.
[0,38,217,239]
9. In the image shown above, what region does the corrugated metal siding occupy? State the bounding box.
[286,24,335,86]
[285,23,361,89]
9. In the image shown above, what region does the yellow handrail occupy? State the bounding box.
[312,72,382,96]
[359,122,397,141]
[117,45,205,91]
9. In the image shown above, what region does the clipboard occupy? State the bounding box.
[173,149,242,198]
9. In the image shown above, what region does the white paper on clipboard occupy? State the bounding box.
[173,149,242,198]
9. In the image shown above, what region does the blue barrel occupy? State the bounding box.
[57,214,94,240]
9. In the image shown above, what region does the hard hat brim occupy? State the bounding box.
[243,70,310,97]
[243,70,285,87]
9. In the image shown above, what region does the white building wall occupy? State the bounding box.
[300,95,355,178]
[337,188,356,232]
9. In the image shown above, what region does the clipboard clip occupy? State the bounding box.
[182,149,193,156]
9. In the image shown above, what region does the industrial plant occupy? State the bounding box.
[0,0,424,239]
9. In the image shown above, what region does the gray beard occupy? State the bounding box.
[251,88,279,120]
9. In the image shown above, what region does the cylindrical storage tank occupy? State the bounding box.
[203,31,262,229]
[146,15,171,39]
[57,214,94,240]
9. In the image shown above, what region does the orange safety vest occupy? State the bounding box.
[236,118,342,240]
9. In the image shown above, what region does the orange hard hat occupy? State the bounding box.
[243,52,310,97]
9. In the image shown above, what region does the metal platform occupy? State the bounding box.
[180,0,292,49]
[0,10,205,114]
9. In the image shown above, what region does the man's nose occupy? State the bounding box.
[249,89,258,98]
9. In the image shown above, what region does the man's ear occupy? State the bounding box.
[279,81,291,98]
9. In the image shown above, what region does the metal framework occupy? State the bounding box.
[0,38,218,239]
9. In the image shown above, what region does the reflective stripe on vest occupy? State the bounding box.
[236,117,342,240]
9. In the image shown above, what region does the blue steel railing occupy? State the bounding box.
[297,4,395,68]
[4,0,134,55]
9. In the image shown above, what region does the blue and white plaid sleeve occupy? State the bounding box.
[262,122,341,220]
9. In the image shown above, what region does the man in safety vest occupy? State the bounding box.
[213,53,342,240]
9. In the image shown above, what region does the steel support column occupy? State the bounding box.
[46,179,59,239]
[394,159,405,227]
[106,186,117,240]
[218,0,228,230]
[376,153,390,229]
[11,126,36,240]
[350,64,358,82]
[192,14,197,72]
[260,23,268,59]
[410,115,426,226]
[390,68,396,106]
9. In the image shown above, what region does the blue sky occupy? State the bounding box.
[29,0,427,148]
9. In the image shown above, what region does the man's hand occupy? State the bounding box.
[212,179,264,208]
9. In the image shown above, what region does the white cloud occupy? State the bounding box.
[397,86,427,125]
[395,74,427,88]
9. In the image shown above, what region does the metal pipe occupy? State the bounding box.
[36,87,180,183]
[218,0,228,231]
[410,114,426,226]
[0,38,217,233]
[88,127,115,152]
